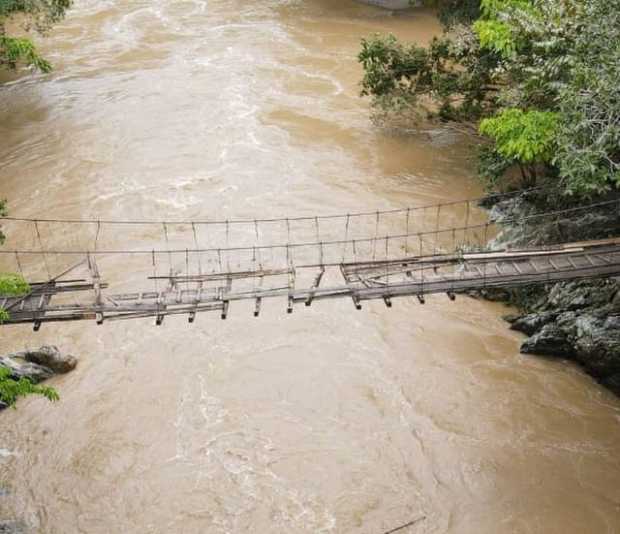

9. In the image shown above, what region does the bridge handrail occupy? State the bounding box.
[0,187,546,226]
[0,197,617,257]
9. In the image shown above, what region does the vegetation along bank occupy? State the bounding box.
[358,0,620,393]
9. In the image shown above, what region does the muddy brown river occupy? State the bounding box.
[1,1,620,533]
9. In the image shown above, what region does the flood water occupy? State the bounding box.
[1,1,619,533]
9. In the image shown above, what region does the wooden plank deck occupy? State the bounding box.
[1,239,619,328]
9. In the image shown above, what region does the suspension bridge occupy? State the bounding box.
[0,191,618,329]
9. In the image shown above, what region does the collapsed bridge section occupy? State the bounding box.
[1,239,618,328]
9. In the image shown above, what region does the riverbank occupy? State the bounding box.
[479,190,620,395]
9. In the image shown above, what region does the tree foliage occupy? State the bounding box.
[359,28,500,123]
[0,272,30,323]
[422,0,481,27]
[0,367,59,408]
[553,2,620,195]
[0,0,72,72]
[359,0,620,197]
[0,272,30,296]
[480,109,558,163]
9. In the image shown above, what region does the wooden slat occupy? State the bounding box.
[5,242,619,328]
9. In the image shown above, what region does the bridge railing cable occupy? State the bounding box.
[1,196,616,255]
[0,187,544,226]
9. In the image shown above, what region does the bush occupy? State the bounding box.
[0,0,72,72]
[0,367,59,408]
[0,273,30,324]
[359,0,620,197]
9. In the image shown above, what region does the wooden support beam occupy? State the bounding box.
[306,268,325,307]
[287,267,296,314]
[155,289,165,325]
[254,274,264,317]
[221,275,233,320]
[2,241,618,329]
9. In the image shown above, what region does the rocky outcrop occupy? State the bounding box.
[486,190,620,248]
[11,346,78,375]
[0,346,77,409]
[0,355,53,383]
[482,191,620,395]
[0,520,26,534]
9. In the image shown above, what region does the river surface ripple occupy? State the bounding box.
[0,1,619,533]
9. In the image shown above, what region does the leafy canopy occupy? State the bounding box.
[0,367,59,408]
[358,0,620,197]
[480,109,558,163]
[0,272,30,296]
[0,272,30,323]
[0,0,72,72]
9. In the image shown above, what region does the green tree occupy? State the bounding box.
[479,108,559,185]
[0,367,59,408]
[422,0,481,27]
[0,0,72,73]
[359,0,620,197]
[553,1,620,195]
[0,272,31,323]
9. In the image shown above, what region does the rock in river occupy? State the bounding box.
[0,346,77,383]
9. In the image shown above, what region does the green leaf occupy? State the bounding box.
[0,367,60,408]
[479,108,559,163]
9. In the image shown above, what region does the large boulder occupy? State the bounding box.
[520,324,576,358]
[0,356,53,383]
[543,280,616,311]
[572,314,620,376]
[510,311,558,336]
[0,346,77,384]
[18,346,77,374]
[0,520,26,534]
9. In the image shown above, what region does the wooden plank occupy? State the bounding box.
[287,267,296,314]
[5,242,619,329]
[149,268,292,282]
